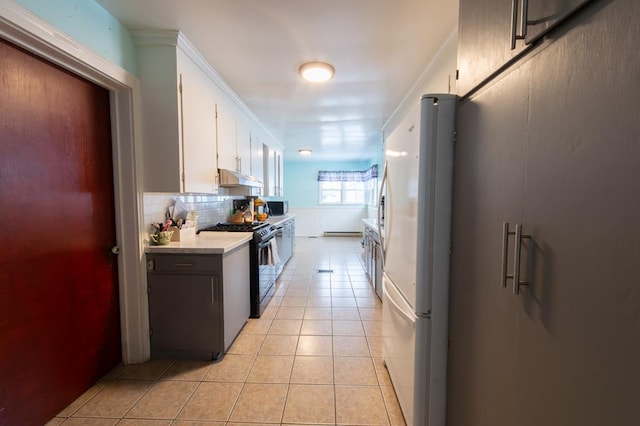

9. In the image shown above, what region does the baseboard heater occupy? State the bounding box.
[323,231,362,237]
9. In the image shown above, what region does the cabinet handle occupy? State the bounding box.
[512,224,531,295]
[173,263,193,267]
[519,0,529,39]
[510,0,519,50]
[510,0,530,50]
[501,222,531,295]
[501,222,513,288]
[210,277,216,304]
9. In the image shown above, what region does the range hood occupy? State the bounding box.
[218,168,263,188]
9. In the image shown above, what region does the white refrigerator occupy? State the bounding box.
[380,94,456,426]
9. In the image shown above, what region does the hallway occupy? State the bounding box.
[48,236,406,425]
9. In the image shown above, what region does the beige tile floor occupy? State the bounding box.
[48,236,406,426]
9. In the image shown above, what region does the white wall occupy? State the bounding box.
[382,28,458,137]
[290,206,367,237]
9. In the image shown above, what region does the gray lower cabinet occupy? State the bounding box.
[146,245,250,361]
[363,224,383,300]
[373,238,383,300]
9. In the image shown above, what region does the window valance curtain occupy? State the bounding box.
[317,165,378,182]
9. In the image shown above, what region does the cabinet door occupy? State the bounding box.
[250,130,264,186]
[289,219,295,254]
[148,273,222,359]
[177,51,218,193]
[457,0,531,96]
[448,64,531,426]
[236,118,252,176]
[263,145,277,196]
[284,221,293,262]
[276,150,283,196]
[513,20,640,425]
[136,44,182,192]
[525,0,594,43]
[216,101,238,171]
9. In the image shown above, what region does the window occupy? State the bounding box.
[318,166,377,205]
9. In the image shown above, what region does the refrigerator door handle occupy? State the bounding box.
[378,161,388,263]
[384,278,416,325]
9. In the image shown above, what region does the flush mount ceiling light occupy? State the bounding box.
[298,149,313,155]
[298,61,335,83]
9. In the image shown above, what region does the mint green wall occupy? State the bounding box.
[15,0,137,74]
[284,159,379,207]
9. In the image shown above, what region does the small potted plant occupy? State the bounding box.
[149,219,174,245]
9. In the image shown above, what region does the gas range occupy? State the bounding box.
[199,221,275,242]
[201,221,268,232]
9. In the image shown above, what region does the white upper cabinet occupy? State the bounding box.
[134,30,282,195]
[235,116,252,176]
[134,31,218,193]
[217,106,255,178]
[263,144,275,196]
[177,49,219,193]
[215,99,237,172]
[250,129,264,186]
[275,149,283,197]
[262,144,284,197]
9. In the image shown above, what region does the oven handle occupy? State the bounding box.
[257,237,274,249]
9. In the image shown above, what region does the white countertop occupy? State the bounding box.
[362,218,380,230]
[362,219,384,243]
[266,214,296,227]
[145,232,253,254]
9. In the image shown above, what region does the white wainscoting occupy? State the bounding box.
[290,206,368,237]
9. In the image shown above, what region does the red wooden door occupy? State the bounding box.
[0,38,121,425]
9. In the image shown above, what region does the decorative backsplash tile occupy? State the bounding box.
[143,193,242,231]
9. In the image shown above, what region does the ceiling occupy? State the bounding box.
[95,0,459,162]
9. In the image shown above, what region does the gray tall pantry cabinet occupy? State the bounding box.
[448,1,640,426]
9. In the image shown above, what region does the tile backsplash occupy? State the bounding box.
[143,193,240,231]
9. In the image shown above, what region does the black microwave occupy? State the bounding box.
[267,201,288,216]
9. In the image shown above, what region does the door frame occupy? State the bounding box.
[0,1,149,363]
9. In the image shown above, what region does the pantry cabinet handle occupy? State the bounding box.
[511,0,530,50]
[519,0,529,39]
[510,0,519,49]
[501,222,512,288]
[501,222,530,294]
[512,224,531,295]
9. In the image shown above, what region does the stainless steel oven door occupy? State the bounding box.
[256,237,279,306]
